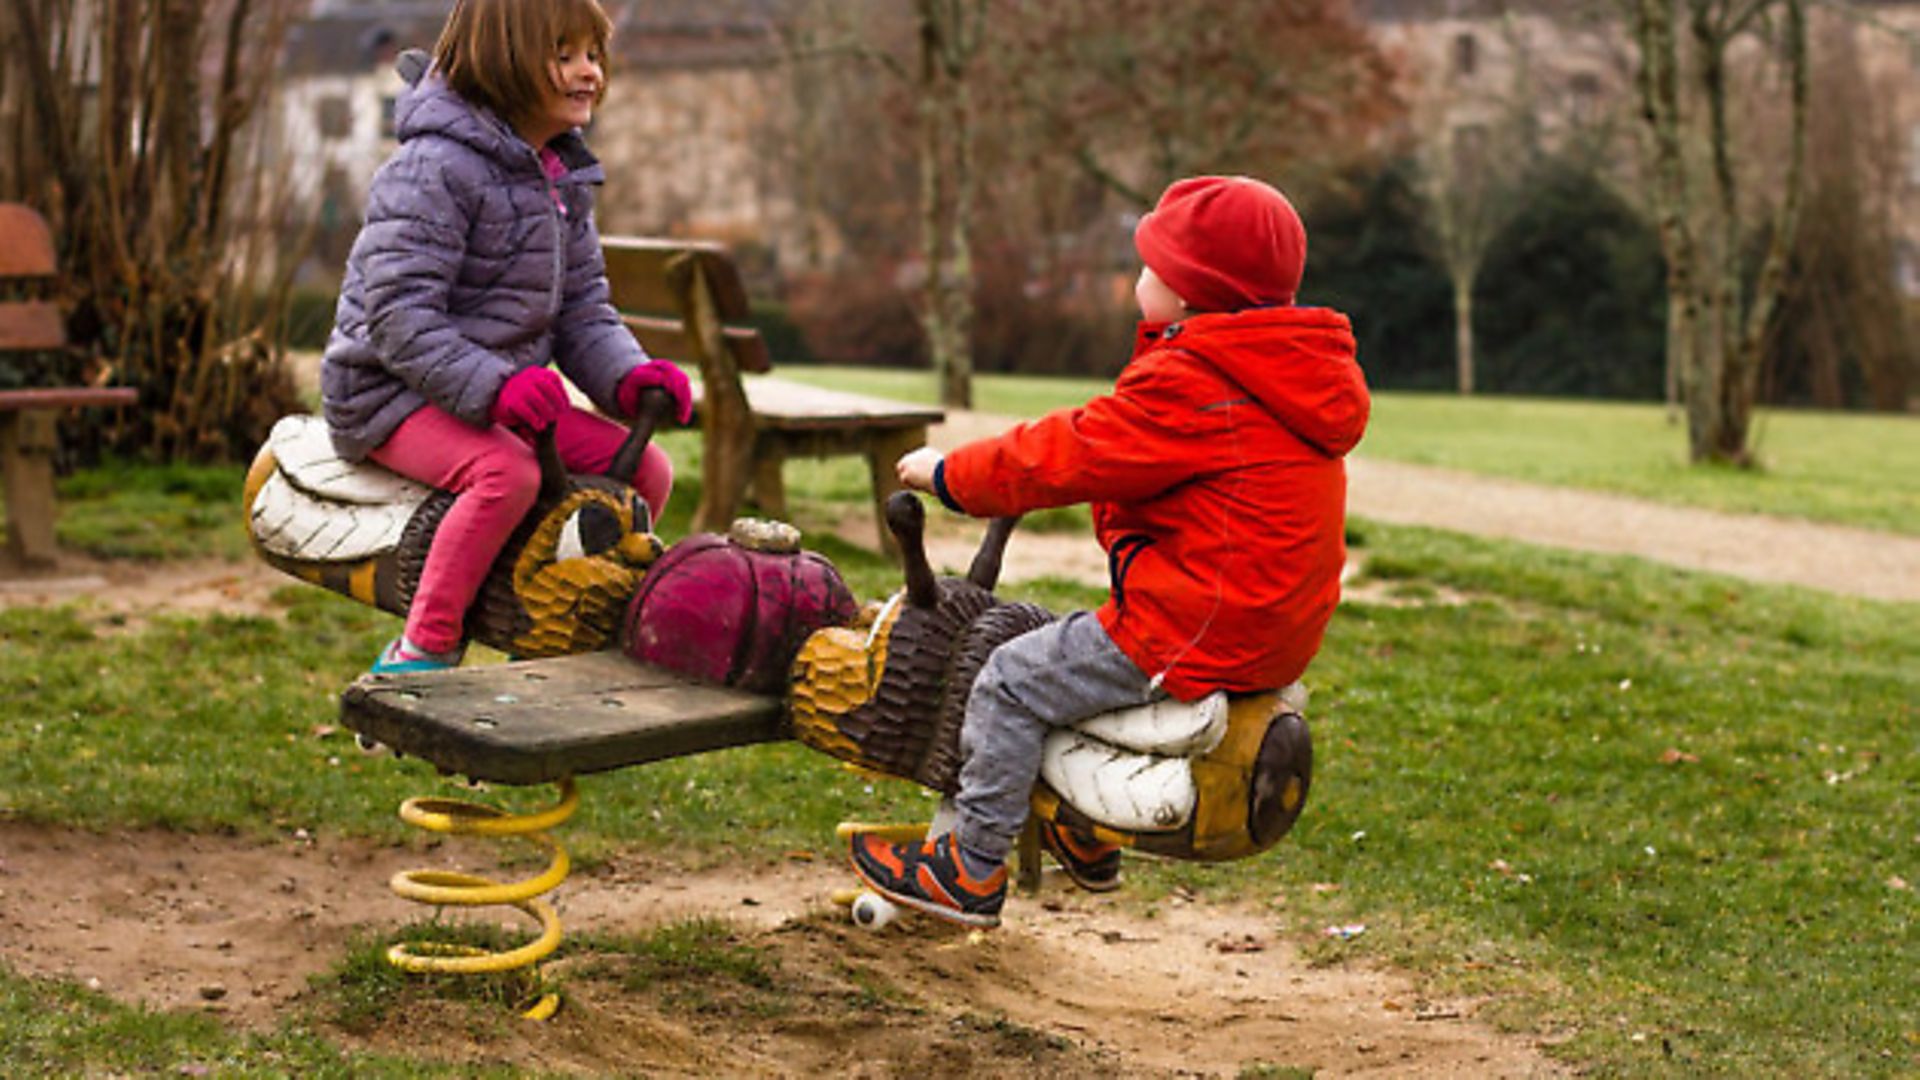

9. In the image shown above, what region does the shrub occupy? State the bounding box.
[1474,162,1667,400]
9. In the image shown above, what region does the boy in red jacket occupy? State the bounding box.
[850,176,1370,927]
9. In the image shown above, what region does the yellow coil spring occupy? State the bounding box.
[388,777,579,1021]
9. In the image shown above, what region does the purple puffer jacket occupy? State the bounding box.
[321,50,646,461]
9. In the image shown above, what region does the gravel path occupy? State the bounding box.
[929,412,1920,603]
[1347,457,1920,602]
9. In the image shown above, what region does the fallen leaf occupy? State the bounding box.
[1889,876,1911,892]
[1211,934,1267,954]
[309,724,337,739]
[1660,748,1699,765]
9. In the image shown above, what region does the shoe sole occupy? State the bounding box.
[1055,866,1121,894]
[1039,828,1122,893]
[849,861,1002,929]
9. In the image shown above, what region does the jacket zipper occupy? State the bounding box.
[538,151,564,321]
[1107,533,1154,610]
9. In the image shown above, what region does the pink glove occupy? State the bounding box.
[490,367,569,434]
[617,360,694,425]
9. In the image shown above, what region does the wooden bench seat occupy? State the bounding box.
[719,373,943,531]
[0,204,139,568]
[602,236,943,559]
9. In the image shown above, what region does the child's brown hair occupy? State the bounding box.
[433,0,614,126]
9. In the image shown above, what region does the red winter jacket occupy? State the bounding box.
[938,306,1368,700]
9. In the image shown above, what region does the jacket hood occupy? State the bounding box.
[1147,306,1369,457]
[390,49,598,178]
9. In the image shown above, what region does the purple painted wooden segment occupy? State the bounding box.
[620,532,858,694]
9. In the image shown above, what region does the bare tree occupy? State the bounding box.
[773,1,1399,399]
[1624,0,1808,466]
[1,0,304,462]
[913,0,985,410]
[772,0,983,408]
[1775,8,1914,411]
[993,0,1401,209]
[1407,15,1543,396]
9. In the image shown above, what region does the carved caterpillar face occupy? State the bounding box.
[503,480,663,657]
[790,580,1051,793]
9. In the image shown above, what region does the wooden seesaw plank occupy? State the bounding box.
[340,651,786,785]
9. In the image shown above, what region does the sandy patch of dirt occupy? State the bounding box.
[0,554,287,630]
[0,821,1566,1076]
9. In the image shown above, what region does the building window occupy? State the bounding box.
[316,96,351,140]
[381,96,398,140]
[1453,32,1478,77]
[1570,72,1601,124]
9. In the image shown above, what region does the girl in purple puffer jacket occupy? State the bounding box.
[321,0,691,674]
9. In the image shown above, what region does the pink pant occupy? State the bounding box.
[369,405,673,653]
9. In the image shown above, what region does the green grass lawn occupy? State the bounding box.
[774,367,1920,535]
[3,485,1916,1074]
[2,382,1915,1074]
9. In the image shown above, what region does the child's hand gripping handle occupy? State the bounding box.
[616,360,693,426]
[492,368,571,502]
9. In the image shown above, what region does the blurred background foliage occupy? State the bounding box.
[2,0,1914,468]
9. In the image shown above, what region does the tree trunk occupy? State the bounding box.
[1630,0,1806,466]
[1633,0,1698,430]
[1698,0,1807,465]
[914,0,979,411]
[1452,273,1475,396]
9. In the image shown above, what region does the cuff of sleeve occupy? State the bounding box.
[932,460,964,514]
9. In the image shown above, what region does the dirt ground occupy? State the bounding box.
[0,821,1563,1077]
[4,408,1908,1076]
[0,547,1564,1076]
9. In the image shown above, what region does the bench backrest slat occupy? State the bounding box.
[621,314,767,368]
[601,236,770,375]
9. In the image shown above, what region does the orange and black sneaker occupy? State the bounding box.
[849,831,1007,928]
[1038,819,1122,893]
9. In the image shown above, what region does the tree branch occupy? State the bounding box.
[1737,0,1807,363]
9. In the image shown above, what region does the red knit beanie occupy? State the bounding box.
[1134,176,1307,312]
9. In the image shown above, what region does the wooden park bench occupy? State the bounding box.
[0,204,137,568]
[600,236,944,559]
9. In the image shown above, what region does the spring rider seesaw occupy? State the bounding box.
[244,390,1313,1017]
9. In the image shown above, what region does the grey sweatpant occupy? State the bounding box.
[952,611,1162,863]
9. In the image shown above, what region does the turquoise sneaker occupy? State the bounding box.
[369,636,464,675]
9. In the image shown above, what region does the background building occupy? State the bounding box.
[275,0,796,278]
